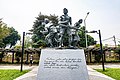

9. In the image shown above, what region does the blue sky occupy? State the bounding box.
[0,0,120,45]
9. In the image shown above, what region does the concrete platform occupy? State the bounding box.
[13,65,115,80]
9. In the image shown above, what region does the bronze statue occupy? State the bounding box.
[42,19,59,47]
[71,19,83,48]
[40,8,83,48]
[59,8,72,47]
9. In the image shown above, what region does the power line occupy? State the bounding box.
[102,36,114,41]
[96,36,119,46]
[116,38,120,40]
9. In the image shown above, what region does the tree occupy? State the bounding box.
[24,36,32,48]
[0,19,20,62]
[3,27,21,48]
[0,39,5,48]
[0,19,10,48]
[0,19,10,39]
[0,52,4,62]
[78,26,96,47]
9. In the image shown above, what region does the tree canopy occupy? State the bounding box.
[3,27,21,48]
[0,19,20,48]
[78,26,96,47]
[0,19,10,40]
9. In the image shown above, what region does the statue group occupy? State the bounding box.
[41,8,83,48]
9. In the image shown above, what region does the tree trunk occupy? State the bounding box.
[12,52,14,63]
[0,57,2,62]
[90,51,92,63]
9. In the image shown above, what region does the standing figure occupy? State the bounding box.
[41,18,50,35]
[41,18,59,47]
[30,54,33,66]
[71,19,83,48]
[45,23,59,47]
[42,19,59,47]
[59,8,72,47]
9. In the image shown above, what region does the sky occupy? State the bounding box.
[0,0,120,46]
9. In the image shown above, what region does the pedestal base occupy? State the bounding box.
[37,48,89,80]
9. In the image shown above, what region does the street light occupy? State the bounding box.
[20,32,33,71]
[88,30,105,71]
[84,12,90,48]
[21,32,25,72]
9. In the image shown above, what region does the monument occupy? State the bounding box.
[37,49,89,80]
[59,8,72,47]
[37,8,89,80]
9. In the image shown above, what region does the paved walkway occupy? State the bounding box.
[0,64,36,70]
[0,64,117,80]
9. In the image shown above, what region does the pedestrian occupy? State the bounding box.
[30,54,33,66]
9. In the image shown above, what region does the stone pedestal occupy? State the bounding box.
[37,49,89,80]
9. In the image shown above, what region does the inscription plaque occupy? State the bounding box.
[37,49,89,80]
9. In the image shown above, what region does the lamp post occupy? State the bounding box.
[21,32,25,72]
[20,32,33,71]
[88,30,105,71]
[84,12,90,48]
[98,30,105,71]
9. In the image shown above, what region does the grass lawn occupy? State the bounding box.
[96,68,120,80]
[0,69,30,80]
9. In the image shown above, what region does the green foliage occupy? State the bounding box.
[3,27,21,48]
[0,19,20,48]
[32,39,46,48]
[25,36,32,48]
[0,20,10,39]
[118,44,120,47]
[48,14,58,26]
[87,35,96,46]
[96,68,120,80]
[14,45,22,49]
[0,69,29,80]
[114,49,120,60]
[78,26,96,47]
[0,39,5,48]
[95,44,100,47]
[114,47,120,54]
[0,19,10,47]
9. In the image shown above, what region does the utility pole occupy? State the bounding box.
[87,30,105,71]
[113,35,117,47]
[98,30,105,71]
